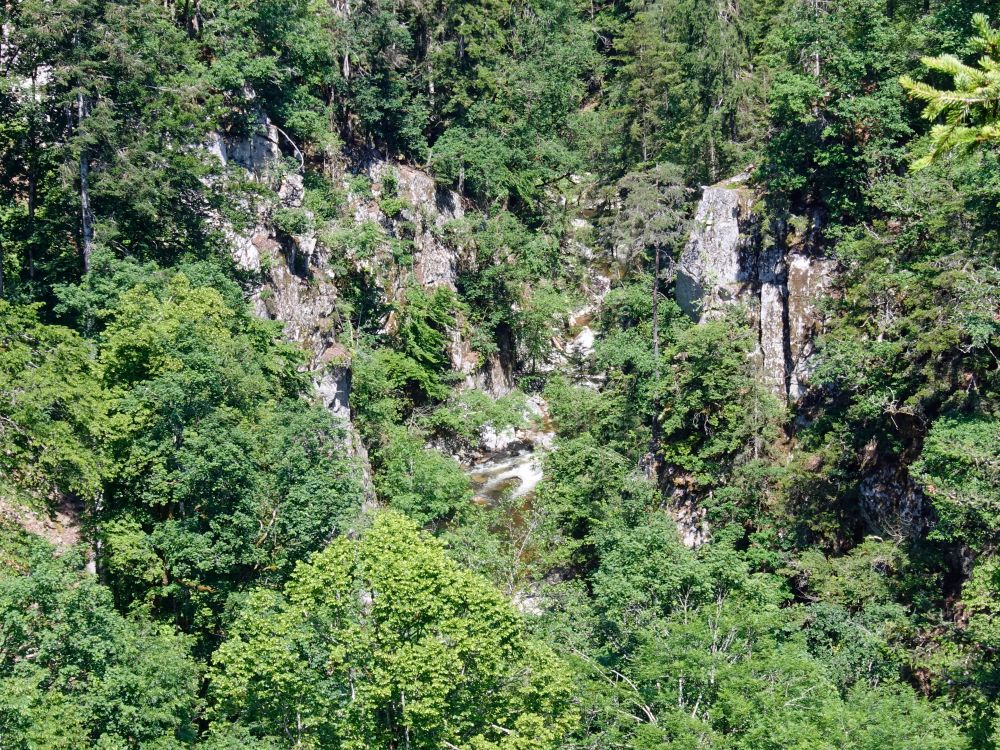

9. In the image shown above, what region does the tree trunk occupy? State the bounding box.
[27,159,36,280]
[78,92,94,273]
[650,243,662,452]
[652,243,660,383]
[27,73,41,281]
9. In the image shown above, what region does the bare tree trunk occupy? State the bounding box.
[27,160,36,280]
[708,132,718,184]
[78,92,94,272]
[650,244,663,452]
[652,243,661,382]
[810,0,823,79]
[27,72,41,281]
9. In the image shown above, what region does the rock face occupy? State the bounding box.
[210,123,483,502]
[859,461,927,541]
[314,343,353,421]
[676,174,759,317]
[672,496,709,549]
[785,252,837,399]
[348,152,519,394]
[675,174,835,401]
[205,110,280,175]
[351,150,465,291]
[213,118,521,451]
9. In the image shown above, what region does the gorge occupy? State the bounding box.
[1,1,998,748]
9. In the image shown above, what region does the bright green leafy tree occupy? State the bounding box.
[208,511,577,749]
[0,545,199,748]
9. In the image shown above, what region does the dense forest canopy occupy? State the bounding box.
[1,0,999,748]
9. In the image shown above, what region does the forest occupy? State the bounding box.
[0,0,999,747]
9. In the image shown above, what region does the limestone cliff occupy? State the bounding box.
[213,116,522,474]
[675,174,835,402]
[675,174,759,319]
[673,175,932,544]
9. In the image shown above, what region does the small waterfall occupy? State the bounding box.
[460,393,555,505]
[468,447,546,504]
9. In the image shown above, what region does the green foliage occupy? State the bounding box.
[0,546,199,748]
[423,389,528,447]
[374,426,472,525]
[587,510,716,646]
[209,511,577,749]
[531,434,655,571]
[759,0,913,224]
[302,172,344,222]
[0,302,102,502]
[441,488,551,597]
[584,279,673,455]
[449,210,565,366]
[901,14,1000,168]
[378,195,406,217]
[392,285,462,400]
[350,286,474,527]
[539,504,967,750]
[517,284,575,370]
[604,0,774,182]
[659,316,783,485]
[349,287,462,445]
[0,0,226,296]
[913,414,1000,550]
[89,269,362,636]
[802,147,1000,552]
[272,206,313,236]
[601,163,689,275]
[791,540,914,691]
[0,522,38,574]
[426,0,596,209]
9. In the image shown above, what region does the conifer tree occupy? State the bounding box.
[901,13,1000,168]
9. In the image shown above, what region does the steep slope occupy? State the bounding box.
[676,174,835,401]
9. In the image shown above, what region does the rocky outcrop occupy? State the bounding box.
[314,343,352,421]
[350,150,465,291]
[216,122,614,519]
[672,175,937,546]
[205,110,281,176]
[671,495,709,549]
[859,461,927,541]
[786,252,837,399]
[0,494,82,553]
[348,154,519,393]
[213,120,517,442]
[675,174,759,318]
[675,174,835,401]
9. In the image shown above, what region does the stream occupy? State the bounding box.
[468,446,547,504]
[461,266,608,505]
[465,391,556,505]
[463,322,599,505]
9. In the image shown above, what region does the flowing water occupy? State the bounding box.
[464,393,555,505]
[463,284,609,504]
[468,446,546,504]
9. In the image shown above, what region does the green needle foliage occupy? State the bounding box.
[901,13,1000,169]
